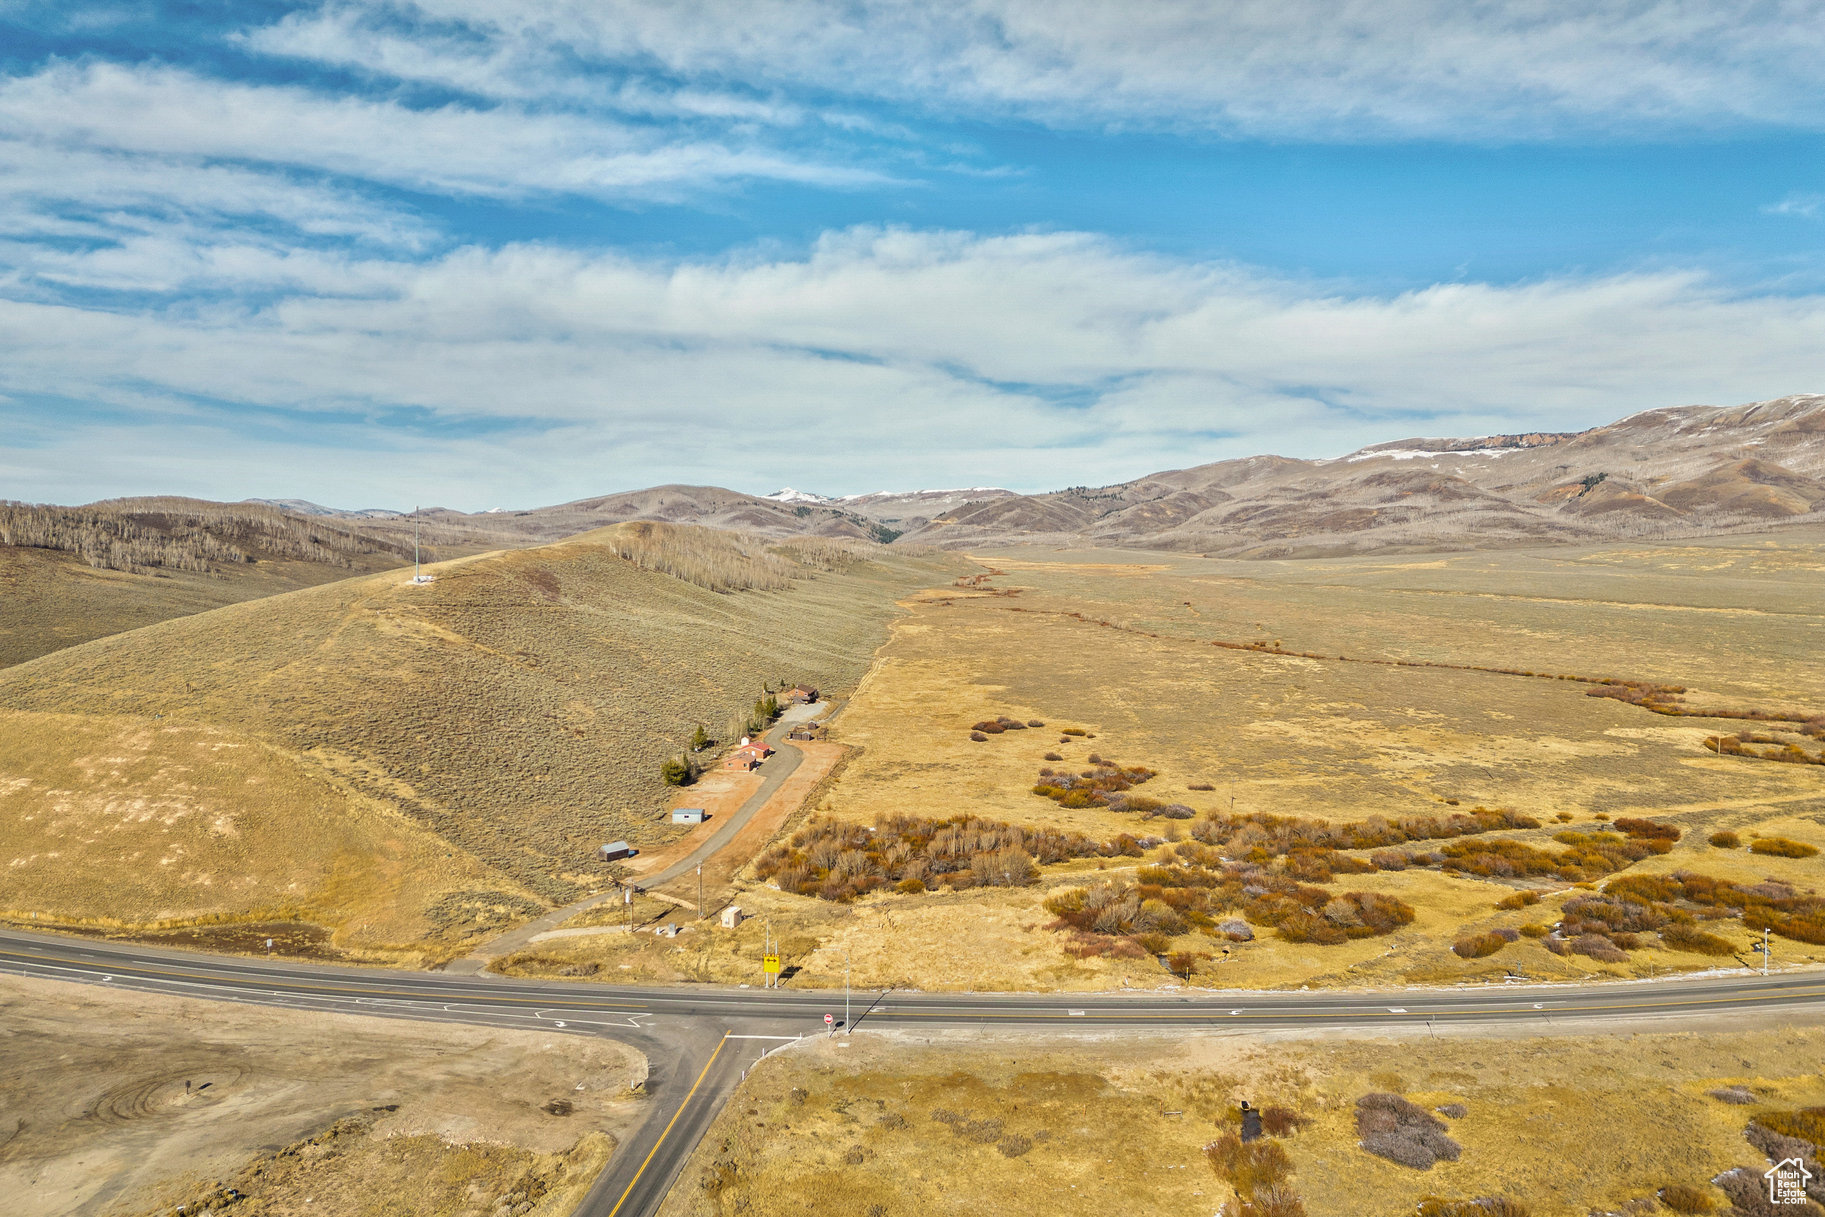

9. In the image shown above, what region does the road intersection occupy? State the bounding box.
[5,927,1825,1215]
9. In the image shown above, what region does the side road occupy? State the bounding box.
[443,703,826,976]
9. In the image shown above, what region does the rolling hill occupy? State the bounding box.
[0,523,959,956]
[899,394,1825,555]
[0,498,526,667]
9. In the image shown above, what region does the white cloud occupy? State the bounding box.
[0,61,888,204]
[3,228,1821,506]
[1764,194,1823,219]
[289,0,1825,138]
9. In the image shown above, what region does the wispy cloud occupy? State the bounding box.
[0,61,890,203]
[1764,193,1823,219]
[280,0,1825,139]
[4,228,1822,506]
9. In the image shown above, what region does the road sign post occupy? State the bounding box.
[824,1012,834,1036]
[763,953,781,989]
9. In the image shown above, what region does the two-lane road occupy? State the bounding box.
[5,927,1824,1215]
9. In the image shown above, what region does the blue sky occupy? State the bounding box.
[2,1,1822,509]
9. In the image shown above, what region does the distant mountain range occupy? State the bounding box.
[385,394,1825,556]
[33,394,1825,559]
[895,394,1825,556]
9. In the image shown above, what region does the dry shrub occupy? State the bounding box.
[1452,932,1510,959]
[1027,719,1045,728]
[1754,1106,1825,1147]
[1708,830,1742,848]
[1206,1134,1294,1195]
[969,731,988,742]
[1570,933,1628,962]
[1712,1165,1800,1216]
[1260,1106,1311,1136]
[1661,923,1735,956]
[1032,757,1158,809]
[1416,1199,1530,1217]
[756,813,1110,902]
[1043,751,1063,761]
[1435,1103,1468,1119]
[1656,1182,1716,1213]
[1750,836,1819,858]
[1519,923,1549,938]
[1061,727,1088,736]
[972,720,1007,734]
[1610,871,1825,948]
[1189,782,1216,791]
[1220,1183,1308,1217]
[1355,1093,1461,1170]
[1613,817,1681,841]
[1192,806,1539,860]
[1709,1086,1757,1105]
[1497,890,1541,909]
[997,1133,1033,1157]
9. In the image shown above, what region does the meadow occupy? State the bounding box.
[502,529,1825,989]
[659,1017,1825,1217]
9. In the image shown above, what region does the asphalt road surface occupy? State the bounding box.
[6,927,1824,1215]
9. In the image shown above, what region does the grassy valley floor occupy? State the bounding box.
[498,534,1825,991]
[661,1015,1825,1217]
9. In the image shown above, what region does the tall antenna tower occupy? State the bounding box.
[410,507,433,584]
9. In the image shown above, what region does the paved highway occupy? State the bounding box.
[5,927,1824,1215]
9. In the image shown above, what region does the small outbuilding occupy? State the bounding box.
[720,905,745,929]
[721,741,775,771]
[672,807,706,825]
[598,841,636,862]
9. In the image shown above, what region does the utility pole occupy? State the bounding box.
[625,885,633,933]
[697,863,704,920]
[1763,926,1771,976]
[844,949,851,1035]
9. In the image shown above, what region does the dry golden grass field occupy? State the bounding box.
[659,1016,1825,1217]
[0,525,959,957]
[0,972,641,1217]
[501,529,1825,990]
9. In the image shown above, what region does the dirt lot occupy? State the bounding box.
[0,974,645,1217]
[661,1013,1825,1217]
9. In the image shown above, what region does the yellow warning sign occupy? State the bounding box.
[763,954,781,974]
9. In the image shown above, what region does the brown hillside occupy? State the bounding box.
[901,393,1825,553]
[0,524,959,950]
[415,484,905,544]
[0,498,520,667]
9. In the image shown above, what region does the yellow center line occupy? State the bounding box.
[0,950,650,1010]
[607,1032,730,1217]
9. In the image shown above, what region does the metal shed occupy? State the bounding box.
[672,808,706,825]
[597,841,635,861]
